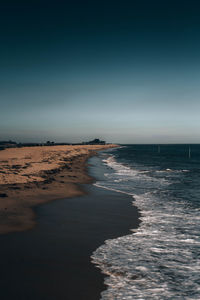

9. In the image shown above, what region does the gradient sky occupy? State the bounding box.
[1,0,200,143]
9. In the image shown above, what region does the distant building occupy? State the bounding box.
[82,138,106,145]
[46,141,55,146]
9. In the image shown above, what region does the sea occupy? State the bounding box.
[91,144,200,300]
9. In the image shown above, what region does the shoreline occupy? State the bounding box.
[0,144,117,234]
[0,154,141,300]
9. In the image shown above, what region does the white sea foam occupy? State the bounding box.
[92,154,200,299]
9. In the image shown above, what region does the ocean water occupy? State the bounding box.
[91,145,200,300]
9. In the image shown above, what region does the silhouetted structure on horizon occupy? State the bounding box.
[82,138,106,145]
[0,140,17,150]
[0,138,107,150]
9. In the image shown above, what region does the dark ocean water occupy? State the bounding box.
[92,145,200,299]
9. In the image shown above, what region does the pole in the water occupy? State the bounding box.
[189,146,191,159]
[158,145,160,153]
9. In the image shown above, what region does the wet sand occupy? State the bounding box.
[0,144,116,234]
[0,155,140,300]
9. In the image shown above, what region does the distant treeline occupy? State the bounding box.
[0,138,106,150]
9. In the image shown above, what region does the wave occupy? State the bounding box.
[91,154,200,299]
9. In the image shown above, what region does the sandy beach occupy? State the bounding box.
[0,154,140,300]
[0,144,116,234]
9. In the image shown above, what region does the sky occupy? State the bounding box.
[1,0,200,144]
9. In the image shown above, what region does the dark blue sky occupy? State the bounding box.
[1,0,200,143]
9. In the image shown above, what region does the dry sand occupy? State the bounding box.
[0,144,116,234]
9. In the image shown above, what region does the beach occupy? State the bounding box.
[0,153,140,300]
[0,144,116,234]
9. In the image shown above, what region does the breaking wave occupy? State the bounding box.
[92,153,200,299]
